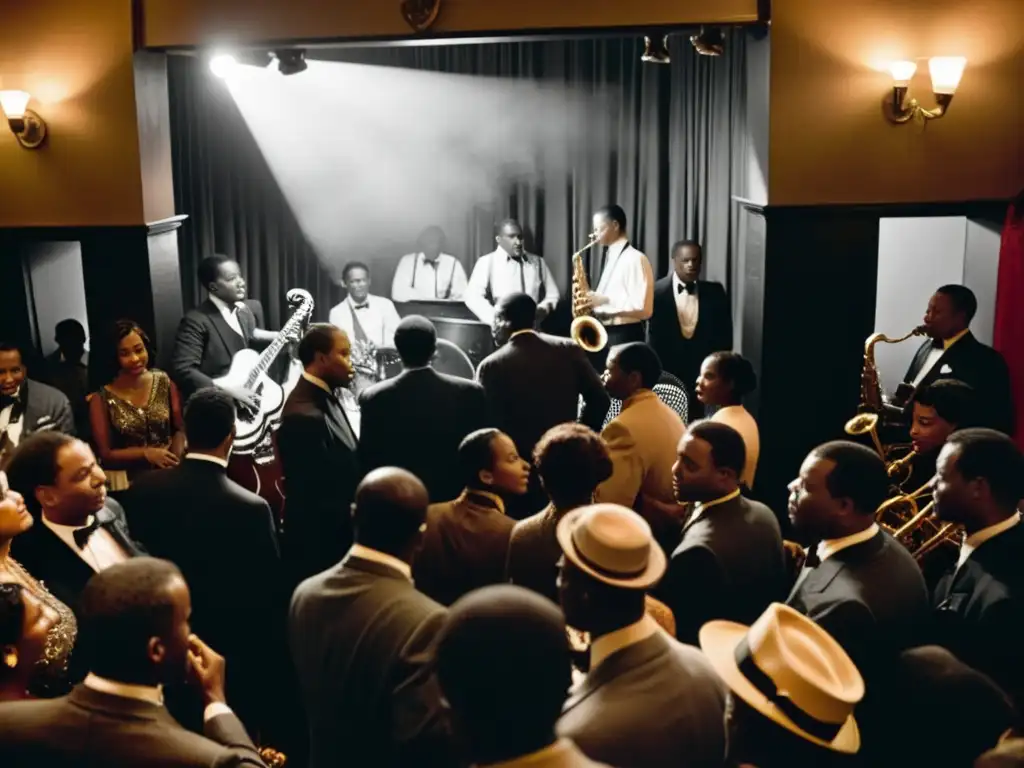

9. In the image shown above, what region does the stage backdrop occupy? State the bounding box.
[169,32,748,331]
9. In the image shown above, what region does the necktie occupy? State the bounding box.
[73,517,104,549]
[677,281,696,295]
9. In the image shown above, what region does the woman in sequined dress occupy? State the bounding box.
[89,320,185,490]
[0,470,77,698]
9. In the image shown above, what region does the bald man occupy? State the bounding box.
[289,468,452,768]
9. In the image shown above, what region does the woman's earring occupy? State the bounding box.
[2,645,18,669]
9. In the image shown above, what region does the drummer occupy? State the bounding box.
[329,262,402,396]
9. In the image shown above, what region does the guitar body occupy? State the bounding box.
[214,349,286,452]
[227,434,287,527]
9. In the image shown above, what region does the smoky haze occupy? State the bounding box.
[222,58,615,276]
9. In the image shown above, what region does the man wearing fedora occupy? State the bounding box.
[555,504,726,768]
[700,602,865,767]
[664,420,787,645]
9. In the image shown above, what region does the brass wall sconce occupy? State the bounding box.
[885,57,966,124]
[641,36,671,65]
[0,90,47,148]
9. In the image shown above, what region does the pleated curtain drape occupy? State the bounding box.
[169,32,747,330]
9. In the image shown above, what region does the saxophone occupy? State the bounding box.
[570,233,608,353]
[858,326,928,412]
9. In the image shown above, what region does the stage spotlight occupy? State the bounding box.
[236,50,273,68]
[690,27,725,56]
[641,35,671,65]
[273,49,308,76]
[209,54,238,79]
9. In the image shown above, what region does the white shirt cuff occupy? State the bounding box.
[204,702,233,722]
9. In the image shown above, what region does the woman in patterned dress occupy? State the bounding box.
[88,320,185,490]
[0,470,77,698]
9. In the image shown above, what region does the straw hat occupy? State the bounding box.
[699,603,865,754]
[556,503,666,589]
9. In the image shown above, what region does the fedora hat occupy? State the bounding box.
[556,504,666,589]
[700,603,864,754]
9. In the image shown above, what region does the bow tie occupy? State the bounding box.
[677,281,696,295]
[930,337,945,349]
[353,303,369,311]
[0,392,21,410]
[803,545,821,569]
[73,515,107,549]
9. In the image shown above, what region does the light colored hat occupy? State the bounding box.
[699,603,864,754]
[556,503,666,589]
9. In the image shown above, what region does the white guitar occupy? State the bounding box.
[214,288,314,453]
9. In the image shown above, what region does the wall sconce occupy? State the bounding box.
[885,57,967,124]
[0,90,47,148]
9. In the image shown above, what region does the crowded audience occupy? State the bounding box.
[0,269,1019,768]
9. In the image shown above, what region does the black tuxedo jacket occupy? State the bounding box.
[13,499,143,617]
[12,499,144,683]
[903,331,1014,435]
[933,524,1024,707]
[476,331,610,458]
[647,277,732,389]
[10,378,76,439]
[289,554,452,768]
[120,458,285,729]
[0,684,264,767]
[170,299,259,399]
[665,495,786,645]
[358,367,490,503]
[276,377,360,582]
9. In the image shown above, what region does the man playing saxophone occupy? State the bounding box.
[574,205,654,369]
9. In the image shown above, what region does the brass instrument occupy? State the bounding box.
[844,412,885,460]
[859,325,927,413]
[258,747,287,767]
[875,479,962,563]
[570,233,609,353]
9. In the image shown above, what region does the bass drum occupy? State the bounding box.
[431,338,476,380]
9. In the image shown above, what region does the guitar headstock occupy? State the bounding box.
[285,288,314,314]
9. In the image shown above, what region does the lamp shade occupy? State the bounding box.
[888,61,918,86]
[929,57,967,95]
[0,90,31,118]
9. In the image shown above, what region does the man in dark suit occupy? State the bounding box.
[0,558,266,767]
[359,315,489,502]
[289,468,452,768]
[170,254,279,409]
[664,420,787,645]
[0,343,75,467]
[931,428,1024,708]
[42,320,91,439]
[903,284,1014,435]
[477,293,609,517]
[786,440,930,760]
[8,432,143,620]
[647,241,732,416]
[556,504,727,768]
[121,387,284,739]
[276,323,360,585]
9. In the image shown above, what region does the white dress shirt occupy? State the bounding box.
[208,294,244,338]
[911,329,970,387]
[589,614,660,671]
[84,673,233,722]
[816,522,880,562]
[687,488,741,526]
[465,248,560,324]
[42,513,131,572]
[593,238,654,325]
[671,273,699,339]
[391,252,468,301]
[348,543,413,580]
[0,384,24,449]
[185,452,229,469]
[329,295,402,348]
[957,513,1020,568]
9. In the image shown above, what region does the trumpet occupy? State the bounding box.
[570,232,608,353]
[875,479,961,562]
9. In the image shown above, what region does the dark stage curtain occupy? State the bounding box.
[169,33,747,331]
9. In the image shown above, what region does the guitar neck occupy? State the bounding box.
[243,302,310,389]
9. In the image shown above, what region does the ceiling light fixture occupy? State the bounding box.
[641,36,671,65]
[690,27,725,57]
[274,49,308,76]
[209,54,238,79]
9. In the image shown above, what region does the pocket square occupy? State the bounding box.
[940,364,953,374]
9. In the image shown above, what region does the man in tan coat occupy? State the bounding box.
[595,342,685,552]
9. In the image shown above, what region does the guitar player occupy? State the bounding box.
[170,254,289,408]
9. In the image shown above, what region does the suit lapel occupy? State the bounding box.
[564,632,667,712]
[96,505,144,556]
[905,340,933,384]
[790,531,886,599]
[201,300,245,359]
[302,379,357,452]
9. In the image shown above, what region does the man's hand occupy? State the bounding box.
[225,386,259,412]
[187,634,227,706]
[586,292,610,309]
